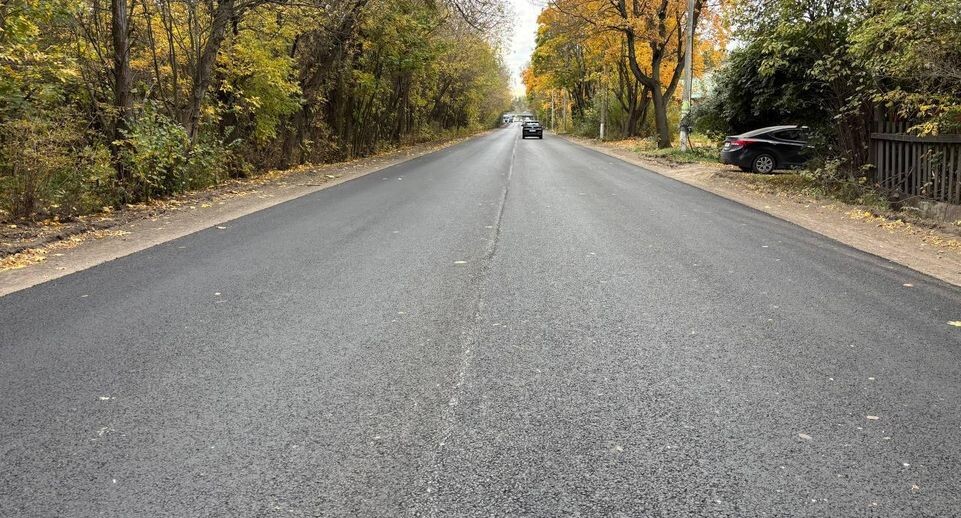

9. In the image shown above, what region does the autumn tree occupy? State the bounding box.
[548,0,712,147]
[529,0,723,146]
[0,0,511,220]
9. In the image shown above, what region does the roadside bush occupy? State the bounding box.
[572,106,600,138]
[0,113,112,221]
[54,142,117,216]
[0,117,65,219]
[799,158,886,206]
[691,41,833,139]
[121,104,232,200]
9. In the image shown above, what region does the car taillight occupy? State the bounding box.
[728,139,753,150]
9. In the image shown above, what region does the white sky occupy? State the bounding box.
[505,0,544,96]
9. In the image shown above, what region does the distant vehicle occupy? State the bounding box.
[720,125,811,173]
[517,113,534,122]
[521,120,543,139]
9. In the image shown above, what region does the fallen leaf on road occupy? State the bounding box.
[798,433,813,441]
[216,226,227,230]
[866,415,880,420]
[948,321,961,327]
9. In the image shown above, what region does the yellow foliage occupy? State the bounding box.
[526,0,731,143]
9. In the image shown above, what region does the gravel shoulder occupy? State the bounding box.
[564,135,961,288]
[0,134,484,297]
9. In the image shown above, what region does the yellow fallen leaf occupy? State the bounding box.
[949,321,961,327]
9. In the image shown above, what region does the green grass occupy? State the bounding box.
[609,134,895,212]
[616,133,721,165]
[717,169,890,210]
[636,145,720,164]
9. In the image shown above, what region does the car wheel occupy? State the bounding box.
[752,153,776,174]
[538,135,543,139]
[738,165,751,172]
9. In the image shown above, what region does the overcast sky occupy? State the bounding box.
[505,0,544,96]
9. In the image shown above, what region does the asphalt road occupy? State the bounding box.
[2,127,960,517]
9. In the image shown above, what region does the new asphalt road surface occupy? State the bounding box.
[2,127,960,516]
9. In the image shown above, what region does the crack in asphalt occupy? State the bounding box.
[420,133,518,516]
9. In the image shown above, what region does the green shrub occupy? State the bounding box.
[0,113,106,220]
[121,103,231,200]
[800,158,886,206]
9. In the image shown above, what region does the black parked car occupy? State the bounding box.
[521,120,543,139]
[720,125,810,173]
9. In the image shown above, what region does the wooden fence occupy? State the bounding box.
[870,119,961,205]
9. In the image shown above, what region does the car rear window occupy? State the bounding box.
[773,130,802,140]
[739,126,796,138]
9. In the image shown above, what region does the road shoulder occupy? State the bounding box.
[562,134,961,288]
[0,133,485,297]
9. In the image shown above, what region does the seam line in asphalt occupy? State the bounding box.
[422,132,518,515]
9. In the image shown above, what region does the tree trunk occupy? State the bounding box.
[282,0,368,166]
[182,0,235,142]
[626,87,651,138]
[617,0,704,148]
[650,85,671,148]
[636,92,651,134]
[111,0,133,184]
[623,30,673,148]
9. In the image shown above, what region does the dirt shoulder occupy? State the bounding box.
[564,135,961,288]
[0,133,483,297]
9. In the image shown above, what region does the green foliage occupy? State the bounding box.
[0,0,511,221]
[849,0,961,134]
[639,144,719,164]
[120,104,229,200]
[0,0,78,117]
[218,8,302,145]
[0,110,113,220]
[690,40,832,138]
[696,0,960,159]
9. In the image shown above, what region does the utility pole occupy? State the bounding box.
[599,71,607,141]
[561,90,571,135]
[563,91,568,132]
[551,90,556,132]
[679,0,696,151]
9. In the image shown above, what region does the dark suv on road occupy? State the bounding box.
[522,120,543,139]
[720,125,810,173]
